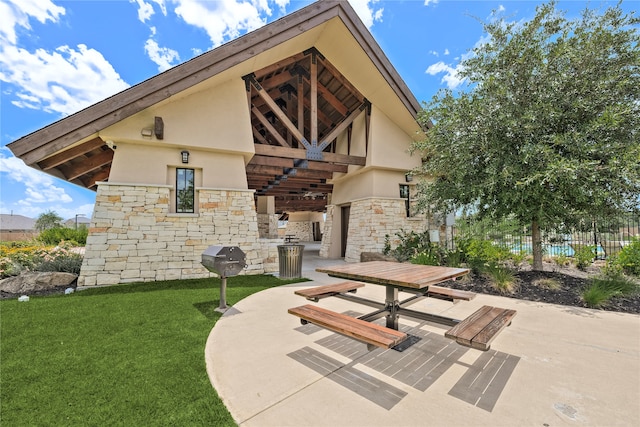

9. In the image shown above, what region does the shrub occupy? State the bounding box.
[33,248,83,275]
[410,250,439,266]
[484,264,518,294]
[582,271,639,308]
[582,284,613,308]
[443,248,465,267]
[457,238,511,263]
[510,251,528,266]
[553,254,571,267]
[573,245,595,270]
[37,227,88,246]
[613,238,640,276]
[387,229,433,262]
[0,243,83,277]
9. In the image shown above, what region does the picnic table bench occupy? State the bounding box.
[445,305,516,351]
[288,304,408,351]
[294,281,364,302]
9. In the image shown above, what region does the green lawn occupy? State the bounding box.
[1,275,306,426]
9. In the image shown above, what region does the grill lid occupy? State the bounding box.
[201,245,247,277]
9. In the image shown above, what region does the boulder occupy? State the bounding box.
[1,272,78,296]
[360,252,398,262]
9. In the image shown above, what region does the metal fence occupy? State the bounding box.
[450,213,640,259]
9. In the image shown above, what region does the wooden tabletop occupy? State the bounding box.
[316,261,470,289]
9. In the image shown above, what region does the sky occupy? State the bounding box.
[0,0,636,221]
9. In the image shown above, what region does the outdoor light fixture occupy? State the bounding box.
[405,173,413,183]
[181,150,190,164]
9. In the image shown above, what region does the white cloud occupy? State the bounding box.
[0,0,65,44]
[130,0,168,22]
[444,48,450,55]
[0,44,130,115]
[0,0,130,117]
[425,61,466,89]
[131,0,155,22]
[348,0,384,28]
[424,0,439,6]
[0,148,73,208]
[173,0,271,48]
[272,0,289,13]
[145,37,180,72]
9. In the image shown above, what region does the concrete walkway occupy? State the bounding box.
[205,243,640,426]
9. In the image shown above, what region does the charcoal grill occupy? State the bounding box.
[201,245,247,312]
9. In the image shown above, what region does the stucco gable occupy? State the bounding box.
[9,1,419,164]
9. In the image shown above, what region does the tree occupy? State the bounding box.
[412,1,640,271]
[34,210,63,232]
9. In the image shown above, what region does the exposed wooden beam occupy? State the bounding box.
[60,150,113,181]
[315,80,349,116]
[297,75,305,145]
[246,74,308,148]
[253,52,306,79]
[254,143,365,166]
[251,106,290,147]
[249,155,293,168]
[317,54,365,104]
[248,156,347,174]
[251,126,269,145]
[318,102,367,151]
[246,164,333,179]
[37,137,105,170]
[83,168,110,188]
[310,52,318,146]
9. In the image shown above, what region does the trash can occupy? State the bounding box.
[277,244,305,278]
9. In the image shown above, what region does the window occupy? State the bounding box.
[400,184,410,217]
[176,168,195,213]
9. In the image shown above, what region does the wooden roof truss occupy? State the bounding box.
[244,48,368,212]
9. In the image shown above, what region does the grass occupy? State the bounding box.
[0,275,306,426]
[484,265,519,294]
[533,278,562,290]
[581,273,639,308]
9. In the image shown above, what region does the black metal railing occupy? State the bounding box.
[450,213,640,259]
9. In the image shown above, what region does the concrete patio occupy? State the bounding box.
[205,243,640,426]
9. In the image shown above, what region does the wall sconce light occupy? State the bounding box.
[181,150,190,164]
[141,128,153,137]
[405,173,413,183]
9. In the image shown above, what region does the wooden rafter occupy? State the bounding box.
[37,137,105,170]
[60,150,113,181]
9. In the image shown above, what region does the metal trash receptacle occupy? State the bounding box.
[277,244,304,278]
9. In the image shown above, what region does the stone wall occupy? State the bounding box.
[259,238,281,273]
[78,183,264,287]
[284,220,313,242]
[257,213,279,239]
[319,205,335,258]
[322,198,430,263]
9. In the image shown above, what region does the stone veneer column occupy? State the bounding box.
[319,205,334,258]
[344,198,429,263]
[78,183,263,287]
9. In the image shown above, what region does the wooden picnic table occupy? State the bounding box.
[289,261,516,351]
[315,261,470,330]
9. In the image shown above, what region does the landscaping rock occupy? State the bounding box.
[1,272,78,297]
[360,252,398,262]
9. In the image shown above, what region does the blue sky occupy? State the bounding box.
[0,0,636,220]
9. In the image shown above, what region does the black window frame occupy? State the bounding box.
[176,168,195,213]
[399,184,410,217]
